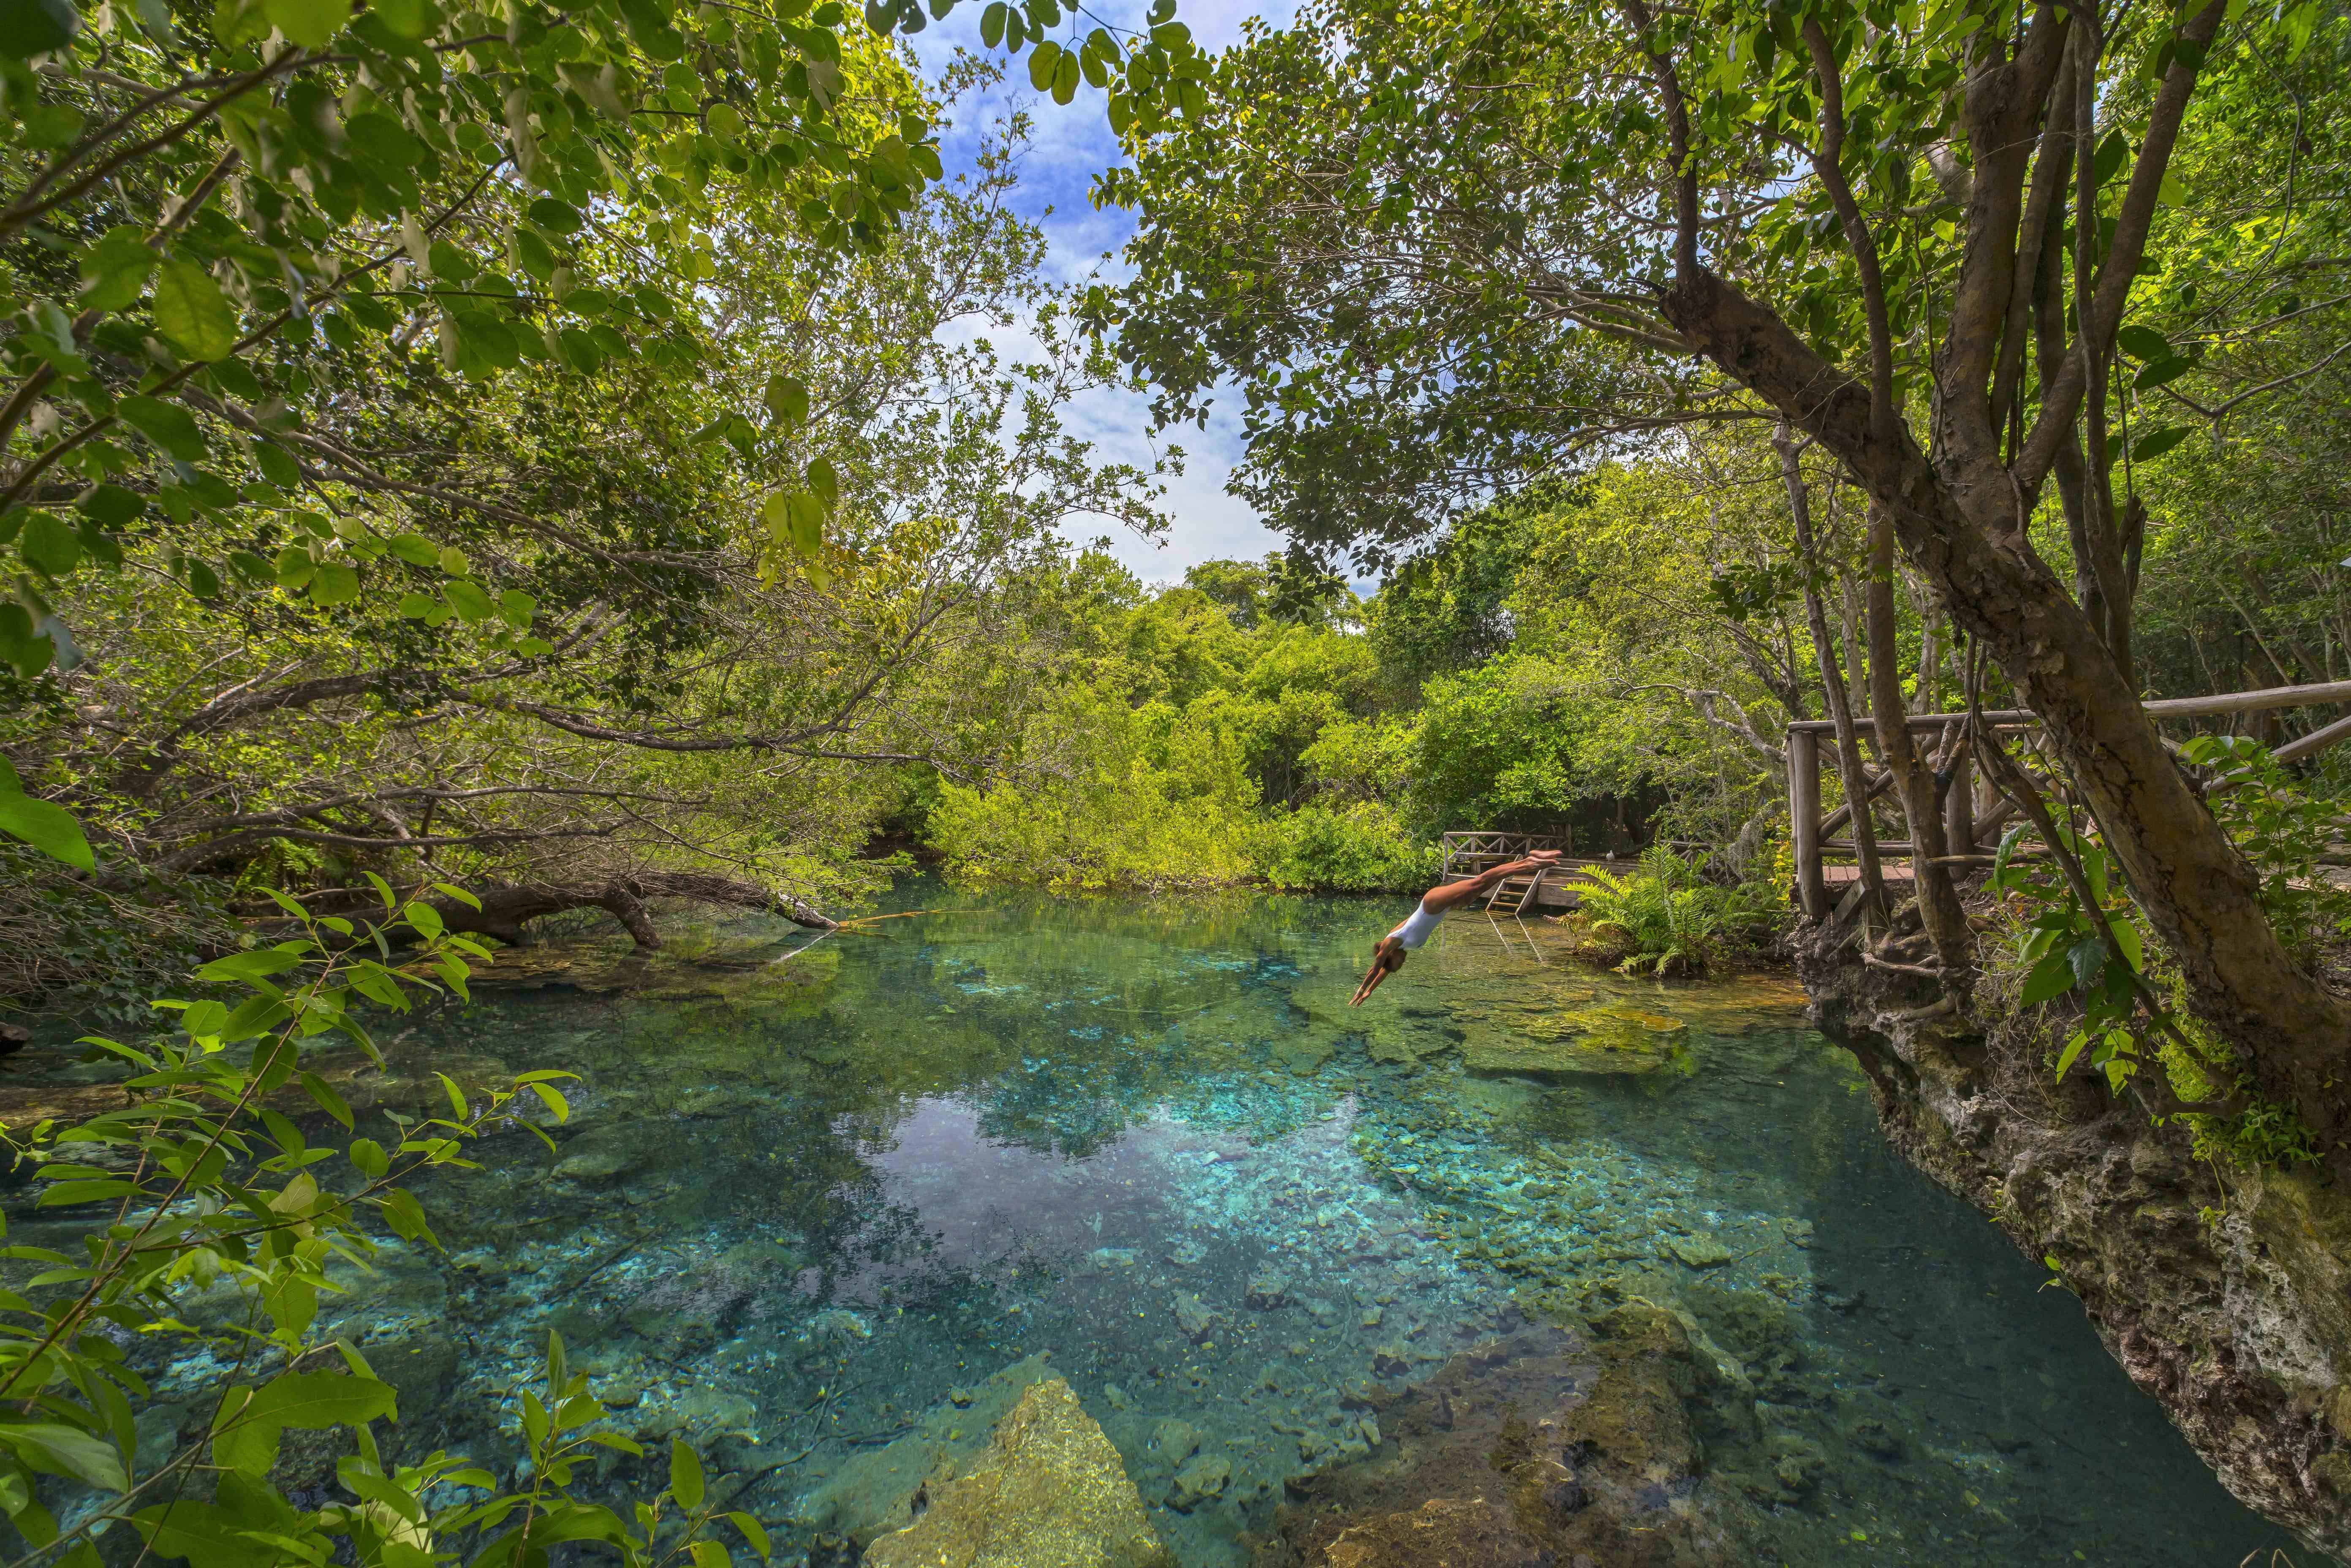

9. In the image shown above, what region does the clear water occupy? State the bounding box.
[103,883,2295,1563]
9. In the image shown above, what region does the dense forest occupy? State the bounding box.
[0,0,2349,1554]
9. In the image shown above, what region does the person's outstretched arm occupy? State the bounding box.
[1417,850,1563,915]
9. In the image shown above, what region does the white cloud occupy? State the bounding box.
[901,0,1297,579]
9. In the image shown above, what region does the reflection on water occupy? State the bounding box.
[112,884,2301,1562]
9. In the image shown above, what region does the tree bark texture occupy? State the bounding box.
[1865,505,1974,980]
[1663,264,2351,1163]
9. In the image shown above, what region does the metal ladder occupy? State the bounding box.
[1485,869,1549,917]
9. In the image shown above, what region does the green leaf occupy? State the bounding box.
[980,0,1005,44]
[805,457,839,507]
[349,1139,390,1179]
[372,0,433,36]
[152,260,240,362]
[2134,356,2195,391]
[764,373,810,427]
[389,534,439,566]
[0,0,76,54]
[212,1373,397,1479]
[2066,935,2107,991]
[528,197,584,234]
[0,786,94,871]
[2130,424,2191,461]
[690,1542,732,1568]
[262,0,351,47]
[1028,38,1062,92]
[19,510,81,576]
[2019,948,2076,1005]
[2115,324,2172,361]
[79,228,157,313]
[117,396,207,461]
[0,1422,127,1492]
[1052,46,1079,103]
[77,484,145,527]
[443,579,495,622]
[2054,1027,2091,1079]
[727,1513,772,1561]
[2107,916,2144,973]
[309,563,361,605]
[130,1500,290,1568]
[669,1440,705,1510]
[194,947,304,982]
[255,442,302,489]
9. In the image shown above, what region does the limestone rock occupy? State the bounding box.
[1171,1292,1217,1342]
[1147,1419,1200,1465]
[1318,1497,1552,1568]
[551,1127,649,1185]
[1663,1234,1734,1268]
[862,1378,1171,1568]
[1275,1326,1744,1568]
[1166,1453,1230,1511]
[795,1354,1055,1546]
[1464,1007,1691,1079]
[1244,1271,1292,1310]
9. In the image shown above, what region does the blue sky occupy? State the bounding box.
[900,0,1298,586]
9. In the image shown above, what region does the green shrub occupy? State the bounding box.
[1567,848,1781,976]
[0,886,765,1568]
[1252,803,1437,892]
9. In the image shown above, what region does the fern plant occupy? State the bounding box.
[1570,848,1780,976]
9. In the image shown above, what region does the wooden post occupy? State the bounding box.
[1789,727,1828,919]
[1943,750,1974,861]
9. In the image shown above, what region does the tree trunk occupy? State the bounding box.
[1777,427,1886,924]
[1664,266,2351,1167]
[1865,504,1973,981]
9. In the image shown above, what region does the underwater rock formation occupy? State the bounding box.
[1462,1007,1692,1079]
[793,1353,1057,1546]
[862,1376,1171,1568]
[1264,1318,1749,1566]
[1798,923,2351,1561]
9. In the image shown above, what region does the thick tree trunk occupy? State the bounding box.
[1865,505,1973,981]
[1663,266,2351,1166]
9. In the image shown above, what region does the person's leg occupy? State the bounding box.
[1418,875,1500,915]
[1418,851,1562,914]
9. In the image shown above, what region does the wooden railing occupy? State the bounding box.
[1787,679,2351,923]
[1438,829,1574,880]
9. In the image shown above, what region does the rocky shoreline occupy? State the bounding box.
[1793,920,2351,1563]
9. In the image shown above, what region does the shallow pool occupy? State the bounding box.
[304,884,2283,1563]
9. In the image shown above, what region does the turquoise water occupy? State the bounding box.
[95,885,2292,1562]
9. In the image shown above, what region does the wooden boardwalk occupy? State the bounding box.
[1788,678,2351,925]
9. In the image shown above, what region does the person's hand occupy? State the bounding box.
[1525,849,1563,867]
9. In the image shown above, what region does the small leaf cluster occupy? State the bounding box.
[1988,820,2151,1088]
[0,864,764,1567]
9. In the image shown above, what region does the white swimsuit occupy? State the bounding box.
[1389,902,1443,950]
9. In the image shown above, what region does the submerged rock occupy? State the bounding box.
[794,1353,1057,1546]
[1662,1234,1734,1269]
[1463,1008,1692,1079]
[862,1377,1171,1568]
[1171,1292,1217,1342]
[1271,1323,1750,1567]
[1166,1452,1230,1510]
[1315,1497,1551,1568]
[550,1126,651,1185]
[1245,1271,1293,1310]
